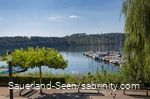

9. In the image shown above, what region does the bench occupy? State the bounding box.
[19,82,36,96]
[123,87,150,96]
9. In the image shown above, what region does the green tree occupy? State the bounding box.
[3,47,68,94]
[121,0,150,86]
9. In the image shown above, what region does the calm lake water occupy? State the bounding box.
[0,46,120,74]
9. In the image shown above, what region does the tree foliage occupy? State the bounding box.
[3,47,68,93]
[121,0,150,86]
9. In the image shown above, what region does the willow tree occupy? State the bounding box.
[121,0,150,86]
[3,47,68,94]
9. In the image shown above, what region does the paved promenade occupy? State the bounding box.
[0,87,150,99]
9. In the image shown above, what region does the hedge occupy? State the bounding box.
[0,75,65,87]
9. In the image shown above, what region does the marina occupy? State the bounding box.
[83,51,125,66]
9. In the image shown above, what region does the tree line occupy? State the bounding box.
[0,33,125,48]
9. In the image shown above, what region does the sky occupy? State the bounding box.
[0,0,125,37]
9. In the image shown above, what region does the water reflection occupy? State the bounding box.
[21,52,119,74]
[0,46,120,74]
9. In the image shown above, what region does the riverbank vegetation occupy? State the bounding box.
[20,71,123,85]
[0,71,123,87]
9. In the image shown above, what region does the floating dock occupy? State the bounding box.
[0,66,27,74]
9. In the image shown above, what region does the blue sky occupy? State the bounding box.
[0,0,124,37]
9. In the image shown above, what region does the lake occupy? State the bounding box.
[0,46,120,74]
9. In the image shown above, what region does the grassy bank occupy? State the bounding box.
[0,71,123,86]
[0,71,124,85]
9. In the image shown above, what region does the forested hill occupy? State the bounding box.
[0,33,125,48]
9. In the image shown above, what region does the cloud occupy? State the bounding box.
[46,16,63,21]
[47,17,57,20]
[69,15,79,19]
[47,15,80,21]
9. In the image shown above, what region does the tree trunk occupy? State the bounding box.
[39,66,43,94]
